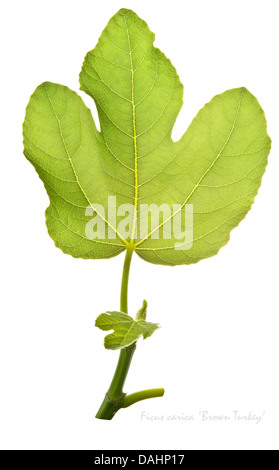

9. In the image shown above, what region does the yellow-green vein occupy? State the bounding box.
[135,89,244,248]
[44,83,128,246]
[124,14,138,244]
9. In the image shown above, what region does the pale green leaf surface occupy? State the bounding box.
[23,8,271,265]
[95,311,159,350]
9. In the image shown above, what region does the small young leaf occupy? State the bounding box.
[135,300,148,321]
[95,311,159,350]
[23,9,271,265]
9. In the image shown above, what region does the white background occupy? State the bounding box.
[0,0,278,450]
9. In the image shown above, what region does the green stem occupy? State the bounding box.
[123,388,165,408]
[95,245,164,420]
[120,244,133,314]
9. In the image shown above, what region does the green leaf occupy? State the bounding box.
[135,300,148,321]
[23,8,271,265]
[95,311,159,350]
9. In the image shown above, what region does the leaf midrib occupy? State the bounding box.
[124,14,138,243]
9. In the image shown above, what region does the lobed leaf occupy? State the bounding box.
[95,311,159,350]
[23,8,271,265]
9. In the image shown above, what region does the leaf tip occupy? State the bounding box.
[117,8,133,15]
